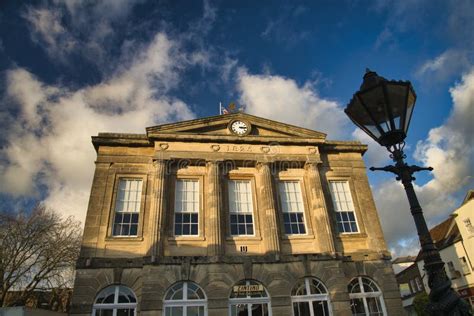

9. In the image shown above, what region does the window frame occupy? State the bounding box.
[290,277,333,316]
[171,176,204,238]
[163,281,208,316]
[228,280,272,316]
[92,285,137,316]
[108,175,147,239]
[327,180,361,235]
[173,178,201,237]
[225,175,259,239]
[348,276,387,316]
[278,180,308,236]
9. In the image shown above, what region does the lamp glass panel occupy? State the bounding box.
[404,90,416,133]
[358,86,392,133]
[385,83,410,131]
[346,97,381,140]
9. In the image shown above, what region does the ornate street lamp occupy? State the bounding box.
[345,70,472,315]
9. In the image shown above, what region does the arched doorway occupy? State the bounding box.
[163,281,208,316]
[229,280,271,316]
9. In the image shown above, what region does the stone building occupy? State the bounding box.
[70,113,403,316]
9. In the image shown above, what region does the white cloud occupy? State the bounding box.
[236,69,350,139]
[374,68,474,257]
[351,129,390,167]
[22,7,76,62]
[0,32,195,223]
[416,50,471,82]
[22,1,142,67]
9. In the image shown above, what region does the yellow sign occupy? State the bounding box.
[233,284,264,293]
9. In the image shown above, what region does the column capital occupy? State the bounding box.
[205,159,224,167]
[304,160,322,170]
[255,161,271,171]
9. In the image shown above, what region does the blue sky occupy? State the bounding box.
[0,0,473,257]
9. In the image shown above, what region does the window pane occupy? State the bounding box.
[113,179,142,236]
[350,298,366,315]
[183,225,190,235]
[97,310,114,316]
[247,225,254,235]
[228,180,254,214]
[187,306,205,316]
[293,302,310,316]
[116,179,142,213]
[129,224,138,236]
[117,309,135,316]
[174,181,200,236]
[329,181,359,233]
[231,304,248,316]
[230,209,254,236]
[280,181,306,235]
[367,297,383,315]
[313,301,329,316]
[166,306,183,316]
[251,303,269,316]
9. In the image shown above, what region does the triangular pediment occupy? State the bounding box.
[146,113,326,139]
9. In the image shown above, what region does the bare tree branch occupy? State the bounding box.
[0,205,81,311]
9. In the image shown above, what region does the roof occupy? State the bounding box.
[416,216,461,261]
[461,190,474,206]
[392,256,416,264]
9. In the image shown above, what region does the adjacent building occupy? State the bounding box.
[416,190,474,308]
[392,257,424,315]
[70,113,403,315]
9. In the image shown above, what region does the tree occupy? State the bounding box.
[413,291,430,316]
[0,205,82,310]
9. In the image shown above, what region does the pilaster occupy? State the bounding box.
[206,160,223,257]
[256,162,281,256]
[304,161,335,253]
[149,159,166,261]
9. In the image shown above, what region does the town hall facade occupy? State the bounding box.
[70,113,403,316]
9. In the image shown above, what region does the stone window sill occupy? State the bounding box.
[282,234,315,240]
[105,236,144,242]
[336,233,368,239]
[168,236,206,241]
[226,236,262,241]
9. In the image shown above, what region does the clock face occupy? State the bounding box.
[230,120,249,135]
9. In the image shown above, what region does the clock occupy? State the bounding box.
[229,120,251,136]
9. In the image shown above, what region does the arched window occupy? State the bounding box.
[92,285,137,316]
[229,280,271,316]
[291,277,332,316]
[163,281,207,316]
[348,277,387,316]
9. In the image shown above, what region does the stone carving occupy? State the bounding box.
[261,146,270,153]
[211,144,220,152]
[159,143,169,150]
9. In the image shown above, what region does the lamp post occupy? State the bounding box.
[345,69,472,315]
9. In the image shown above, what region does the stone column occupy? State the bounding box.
[206,160,223,257]
[304,161,335,253]
[149,159,166,261]
[256,162,281,256]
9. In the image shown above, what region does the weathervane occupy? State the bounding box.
[220,102,244,115]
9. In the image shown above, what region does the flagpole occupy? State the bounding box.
[219,102,222,115]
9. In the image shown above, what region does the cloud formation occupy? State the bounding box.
[236,69,349,139]
[415,50,471,82]
[23,0,143,68]
[0,33,195,222]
